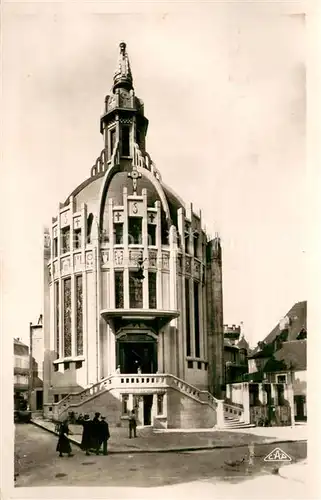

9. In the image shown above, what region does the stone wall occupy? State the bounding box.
[166,388,216,428]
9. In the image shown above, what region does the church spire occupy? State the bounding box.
[113,42,133,93]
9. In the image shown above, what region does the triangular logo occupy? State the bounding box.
[264,447,292,462]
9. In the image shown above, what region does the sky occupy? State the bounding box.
[1,2,306,347]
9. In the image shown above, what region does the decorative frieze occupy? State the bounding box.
[185,256,192,275]
[114,249,124,266]
[101,250,110,265]
[61,257,71,275]
[85,251,93,270]
[73,216,81,228]
[53,261,59,279]
[113,210,124,223]
[162,251,170,270]
[129,249,143,266]
[193,260,201,281]
[74,253,82,271]
[128,200,143,217]
[147,211,157,224]
[76,275,83,356]
[148,250,157,268]
[177,254,183,274]
[60,210,70,228]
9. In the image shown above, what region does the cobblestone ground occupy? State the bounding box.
[15,424,307,489]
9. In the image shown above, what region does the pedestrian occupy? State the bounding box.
[98,416,110,455]
[128,410,137,438]
[56,418,73,457]
[80,414,92,456]
[91,412,101,454]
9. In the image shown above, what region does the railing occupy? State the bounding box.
[53,373,223,416]
[223,402,244,420]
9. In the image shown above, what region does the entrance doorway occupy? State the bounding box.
[117,340,157,374]
[294,395,306,421]
[143,395,153,425]
[36,390,43,410]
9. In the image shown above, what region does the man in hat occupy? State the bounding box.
[97,416,110,455]
[128,410,137,438]
[80,414,92,456]
[91,412,101,454]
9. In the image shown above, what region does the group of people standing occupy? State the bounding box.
[56,412,110,457]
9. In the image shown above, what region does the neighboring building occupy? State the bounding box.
[29,315,44,411]
[14,338,29,398]
[230,300,307,425]
[224,325,249,385]
[41,42,226,428]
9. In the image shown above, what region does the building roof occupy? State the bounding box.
[250,301,306,358]
[237,335,249,351]
[263,340,307,373]
[14,339,29,356]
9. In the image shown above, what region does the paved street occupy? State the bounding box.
[15,423,307,493]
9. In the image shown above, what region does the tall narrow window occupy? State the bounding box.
[74,228,82,249]
[61,227,70,254]
[129,271,143,308]
[136,128,141,148]
[148,272,157,309]
[110,128,116,157]
[193,233,199,257]
[121,125,130,156]
[63,278,72,357]
[115,271,124,309]
[148,224,156,246]
[53,238,58,258]
[185,279,191,356]
[157,394,164,415]
[194,282,200,357]
[128,217,142,245]
[114,223,123,244]
[87,213,93,244]
[55,281,59,356]
[76,275,83,356]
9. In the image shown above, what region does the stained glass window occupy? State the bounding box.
[185,278,191,356]
[114,223,123,244]
[129,271,143,308]
[76,275,83,355]
[194,282,200,358]
[63,278,72,357]
[148,272,157,309]
[61,227,70,254]
[55,281,59,356]
[115,271,124,308]
[128,218,142,245]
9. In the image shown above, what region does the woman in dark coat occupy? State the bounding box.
[80,415,92,455]
[56,419,73,457]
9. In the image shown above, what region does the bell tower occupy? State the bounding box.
[100,42,149,163]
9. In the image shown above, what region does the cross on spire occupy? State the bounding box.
[113,42,133,93]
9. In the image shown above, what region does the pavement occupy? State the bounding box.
[31,417,307,453]
[14,423,310,495]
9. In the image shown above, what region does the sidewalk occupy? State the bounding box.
[31,417,307,454]
[278,459,308,483]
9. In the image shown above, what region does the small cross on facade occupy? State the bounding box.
[149,213,155,223]
[114,212,122,222]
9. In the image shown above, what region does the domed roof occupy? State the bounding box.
[65,169,185,225]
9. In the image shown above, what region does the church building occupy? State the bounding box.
[42,43,226,428]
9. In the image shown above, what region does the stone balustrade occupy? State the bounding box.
[53,373,222,419]
[223,402,244,419]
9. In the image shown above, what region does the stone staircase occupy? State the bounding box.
[222,402,254,429]
[47,373,225,428]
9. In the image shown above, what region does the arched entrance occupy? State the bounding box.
[116,332,158,374]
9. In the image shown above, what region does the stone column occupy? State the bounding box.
[243,383,250,423]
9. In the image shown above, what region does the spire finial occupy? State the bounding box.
[113,41,133,93]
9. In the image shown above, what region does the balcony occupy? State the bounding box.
[101,308,179,332]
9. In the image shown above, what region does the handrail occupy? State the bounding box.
[53,373,222,414]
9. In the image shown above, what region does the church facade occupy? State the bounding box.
[42,43,226,428]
